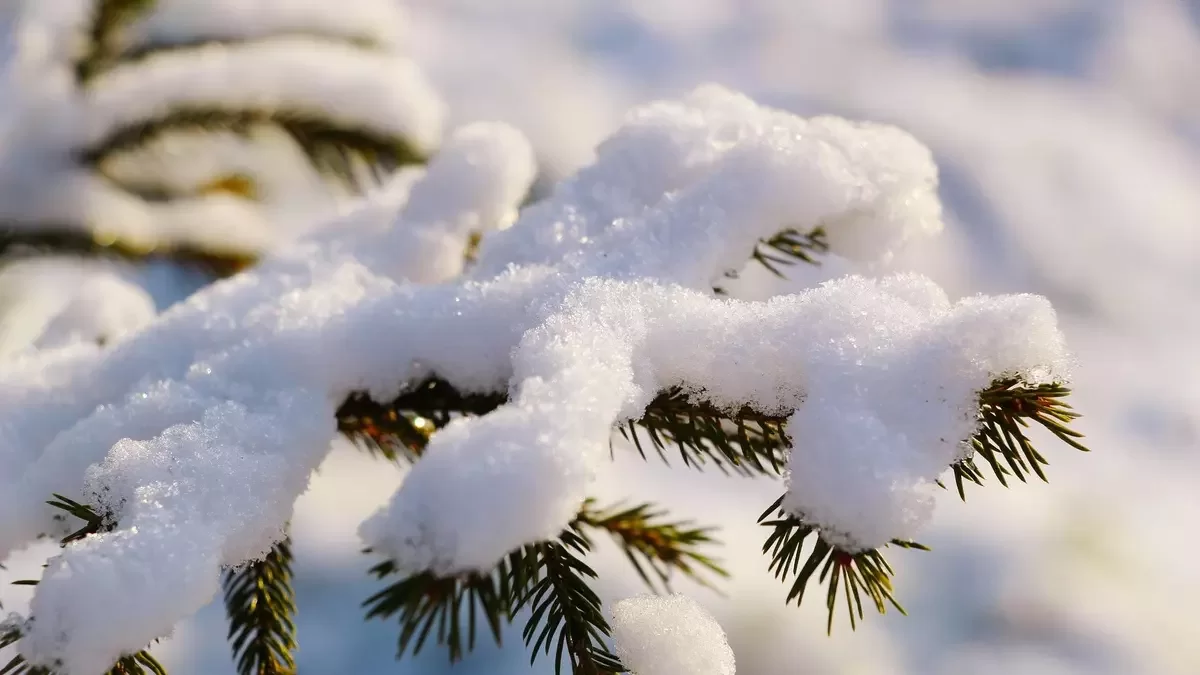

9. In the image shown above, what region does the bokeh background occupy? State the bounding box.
[2,1,1198,673]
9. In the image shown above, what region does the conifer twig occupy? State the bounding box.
[363,547,538,663]
[0,227,255,278]
[221,538,298,675]
[515,530,624,675]
[758,495,929,634]
[576,500,727,592]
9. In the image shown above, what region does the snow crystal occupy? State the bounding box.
[0,85,1070,672]
[610,594,735,675]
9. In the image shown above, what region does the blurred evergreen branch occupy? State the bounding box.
[338,379,790,476]
[76,0,157,83]
[221,537,297,675]
[0,226,256,277]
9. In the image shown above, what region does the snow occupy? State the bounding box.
[611,593,736,675]
[0,258,157,357]
[0,81,1072,672]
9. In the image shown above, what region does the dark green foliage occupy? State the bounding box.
[951,379,1088,498]
[221,538,297,675]
[515,530,624,675]
[751,226,830,276]
[338,379,790,476]
[576,500,727,592]
[363,547,537,662]
[758,495,929,634]
[363,503,726,673]
[337,378,505,461]
[620,387,789,476]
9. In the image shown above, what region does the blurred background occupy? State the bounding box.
[2,1,1198,673]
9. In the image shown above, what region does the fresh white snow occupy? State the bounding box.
[0,83,1071,673]
[611,593,736,675]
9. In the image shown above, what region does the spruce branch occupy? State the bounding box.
[515,529,624,675]
[82,109,427,191]
[750,226,830,277]
[576,500,727,593]
[221,538,298,675]
[620,387,789,477]
[953,379,1089,498]
[758,495,929,634]
[0,226,256,278]
[363,547,538,663]
[77,0,157,83]
[336,380,503,461]
[717,226,828,294]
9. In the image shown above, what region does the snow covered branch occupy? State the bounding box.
[0,82,1087,674]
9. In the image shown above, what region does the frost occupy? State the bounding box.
[0,85,1069,673]
[610,593,736,675]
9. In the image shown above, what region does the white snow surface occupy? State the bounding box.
[611,593,736,675]
[0,86,1069,673]
[0,258,157,358]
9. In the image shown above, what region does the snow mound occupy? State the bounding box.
[611,593,736,675]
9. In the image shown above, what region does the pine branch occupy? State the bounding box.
[116,34,383,70]
[0,226,256,278]
[716,226,828,294]
[515,529,624,675]
[81,109,427,190]
[758,495,928,634]
[750,226,830,277]
[363,546,538,663]
[337,379,789,476]
[950,379,1089,498]
[77,0,157,84]
[576,500,727,593]
[221,538,297,675]
[336,381,503,461]
[621,387,789,477]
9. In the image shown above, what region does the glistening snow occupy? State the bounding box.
[0,85,1069,673]
[610,594,736,675]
